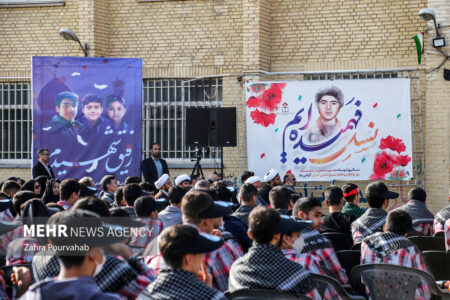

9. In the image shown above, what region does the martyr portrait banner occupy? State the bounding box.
[245,79,413,181]
[32,56,142,185]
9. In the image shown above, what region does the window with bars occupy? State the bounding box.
[142,78,223,162]
[0,82,32,162]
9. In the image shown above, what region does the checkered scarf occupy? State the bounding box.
[363,232,415,257]
[397,200,434,225]
[435,206,450,227]
[291,217,333,252]
[32,251,139,293]
[139,267,225,300]
[351,208,387,238]
[232,205,254,226]
[221,230,235,242]
[275,208,291,216]
[228,243,316,295]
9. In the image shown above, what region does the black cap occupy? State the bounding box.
[275,215,311,233]
[166,227,224,254]
[198,201,232,218]
[366,182,399,199]
[79,184,98,198]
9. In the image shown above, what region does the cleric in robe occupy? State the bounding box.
[305,86,344,143]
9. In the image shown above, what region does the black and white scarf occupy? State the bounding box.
[396,200,434,225]
[232,205,254,226]
[291,217,333,252]
[434,206,450,226]
[351,208,387,238]
[139,267,225,300]
[275,208,291,216]
[363,231,415,257]
[228,243,316,295]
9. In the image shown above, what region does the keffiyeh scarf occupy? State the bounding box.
[363,231,415,257]
[435,206,450,226]
[228,243,316,295]
[397,200,434,225]
[351,208,387,238]
[139,268,224,300]
[292,217,333,252]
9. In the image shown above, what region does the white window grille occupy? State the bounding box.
[0,82,32,163]
[142,78,222,163]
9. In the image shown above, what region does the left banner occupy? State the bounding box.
[32,56,142,185]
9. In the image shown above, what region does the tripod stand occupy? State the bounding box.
[191,147,206,178]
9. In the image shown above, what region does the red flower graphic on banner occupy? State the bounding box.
[246,83,286,127]
[246,96,262,108]
[394,155,411,167]
[387,168,408,180]
[250,109,276,127]
[373,152,394,177]
[379,135,406,153]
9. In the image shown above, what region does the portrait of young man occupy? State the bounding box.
[305,86,344,143]
[45,91,83,137]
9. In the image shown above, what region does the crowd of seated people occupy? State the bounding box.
[0,169,448,300]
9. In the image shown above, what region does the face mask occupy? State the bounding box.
[93,254,105,277]
[288,236,305,253]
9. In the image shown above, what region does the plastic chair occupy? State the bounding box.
[309,273,366,300]
[323,232,354,252]
[434,231,445,239]
[422,251,450,280]
[351,243,361,251]
[226,289,310,299]
[336,250,361,284]
[351,264,450,300]
[408,236,446,252]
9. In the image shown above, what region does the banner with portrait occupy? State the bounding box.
[32,56,142,185]
[245,79,413,181]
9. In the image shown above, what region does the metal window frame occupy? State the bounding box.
[238,68,425,190]
[142,78,223,167]
[0,0,64,7]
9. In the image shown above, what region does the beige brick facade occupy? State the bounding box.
[1,0,448,212]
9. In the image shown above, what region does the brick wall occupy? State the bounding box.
[1,0,448,213]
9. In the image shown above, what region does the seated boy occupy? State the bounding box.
[140,224,226,300]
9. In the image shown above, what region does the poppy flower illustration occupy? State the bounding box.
[379,135,406,153]
[246,96,262,108]
[387,168,408,180]
[372,151,394,177]
[250,109,276,127]
[394,155,411,167]
[261,86,283,112]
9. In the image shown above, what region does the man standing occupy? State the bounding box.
[258,169,282,206]
[32,148,55,179]
[142,143,169,186]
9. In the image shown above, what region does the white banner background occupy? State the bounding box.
[245,79,413,181]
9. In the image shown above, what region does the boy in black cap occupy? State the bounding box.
[139,224,226,300]
[21,210,123,300]
[351,181,399,244]
[146,190,242,292]
[228,207,320,299]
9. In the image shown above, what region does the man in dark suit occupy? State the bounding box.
[142,143,169,186]
[32,148,55,179]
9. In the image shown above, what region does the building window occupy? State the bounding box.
[0,82,32,162]
[0,0,64,7]
[142,78,222,163]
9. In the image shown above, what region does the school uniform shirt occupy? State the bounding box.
[297,220,348,284]
[145,228,242,292]
[395,200,434,236]
[128,217,165,256]
[282,249,339,300]
[434,205,450,233]
[361,232,430,300]
[57,200,73,211]
[139,267,225,300]
[228,243,321,300]
[351,208,387,244]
